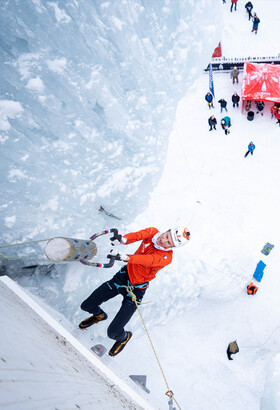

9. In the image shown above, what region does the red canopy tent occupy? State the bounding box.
[242,62,280,103]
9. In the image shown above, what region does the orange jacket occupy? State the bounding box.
[123,227,173,285]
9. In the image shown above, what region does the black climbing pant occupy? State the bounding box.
[80,266,147,341]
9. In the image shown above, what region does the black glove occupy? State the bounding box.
[109,249,129,262]
[110,234,127,246]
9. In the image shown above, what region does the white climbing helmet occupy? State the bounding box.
[170,227,190,247]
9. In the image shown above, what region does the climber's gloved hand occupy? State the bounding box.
[109,249,129,262]
[110,233,127,246]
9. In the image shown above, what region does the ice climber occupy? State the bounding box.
[79,226,190,356]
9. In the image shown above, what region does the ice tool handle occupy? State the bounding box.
[79,228,120,268]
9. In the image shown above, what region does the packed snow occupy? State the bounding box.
[1,0,280,409]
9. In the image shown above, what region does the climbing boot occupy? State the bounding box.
[109,331,133,357]
[79,310,108,329]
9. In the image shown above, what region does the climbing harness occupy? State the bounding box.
[113,267,149,298]
[125,283,182,410]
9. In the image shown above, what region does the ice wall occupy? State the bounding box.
[0,0,221,247]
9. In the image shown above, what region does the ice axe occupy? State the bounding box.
[79,228,122,268]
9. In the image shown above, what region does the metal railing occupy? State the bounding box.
[204,54,280,73]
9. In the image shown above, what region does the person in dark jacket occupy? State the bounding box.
[221,116,231,135]
[244,141,255,157]
[245,1,253,20]
[252,14,260,34]
[208,115,217,131]
[205,92,214,109]
[218,98,228,113]
[232,92,240,108]
[230,0,238,12]
[256,101,265,115]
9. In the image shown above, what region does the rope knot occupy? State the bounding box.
[126,284,138,304]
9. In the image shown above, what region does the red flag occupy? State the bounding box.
[212,42,222,58]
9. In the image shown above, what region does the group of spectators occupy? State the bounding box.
[223,1,260,34]
[206,94,257,156]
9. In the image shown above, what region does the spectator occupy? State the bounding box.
[270,104,277,119]
[221,116,231,135]
[252,14,260,34]
[244,141,255,157]
[245,2,253,20]
[232,92,240,108]
[208,115,217,131]
[245,101,251,112]
[230,0,238,12]
[275,108,280,126]
[231,66,239,84]
[256,101,265,115]
[205,92,214,109]
[218,98,228,113]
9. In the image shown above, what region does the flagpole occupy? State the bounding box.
[209,62,215,101]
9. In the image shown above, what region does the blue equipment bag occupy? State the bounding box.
[253,260,266,282]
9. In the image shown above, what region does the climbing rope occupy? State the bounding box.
[240,325,280,349]
[126,284,182,410]
[193,254,248,285]
[174,126,200,202]
[0,238,59,262]
[173,125,202,228]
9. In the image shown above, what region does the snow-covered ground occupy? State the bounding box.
[1,0,280,409]
[221,0,280,58]
[122,70,280,409]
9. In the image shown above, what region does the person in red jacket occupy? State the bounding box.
[270,104,277,119]
[231,0,238,12]
[275,107,280,126]
[79,226,190,356]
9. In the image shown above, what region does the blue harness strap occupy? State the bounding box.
[113,280,149,293]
